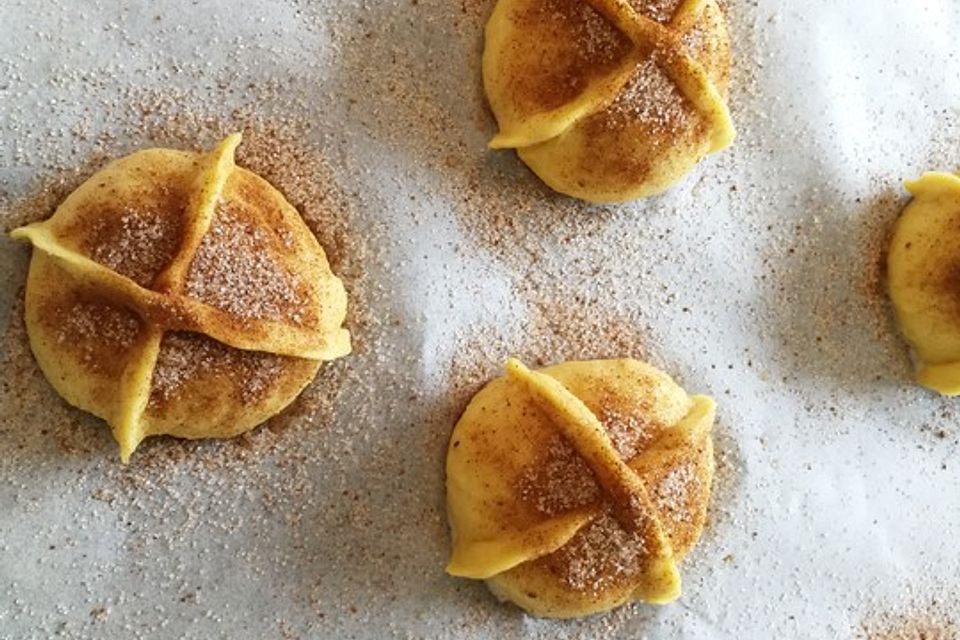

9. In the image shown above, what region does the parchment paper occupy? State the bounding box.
[2,0,960,638]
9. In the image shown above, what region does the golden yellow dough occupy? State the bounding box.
[446,358,715,618]
[10,134,350,462]
[888,171,960,395]
[483,0,735,203]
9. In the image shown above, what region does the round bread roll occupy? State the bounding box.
[888,171,960,395]
[11,134,350,462]
[446,358,714,618]
[483,0,735,203]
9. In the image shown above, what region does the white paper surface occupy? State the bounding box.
[2,0,960,638]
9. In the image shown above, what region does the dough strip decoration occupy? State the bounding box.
[490,0,734,152]
[12,134,349,461]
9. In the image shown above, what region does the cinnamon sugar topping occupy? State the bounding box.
[652,462,698,523]
[548,510,651,593]
[628,0,684,23]
[148,331,286,409]
[568,1,630,62]
[56,298,142,374]
[511,0,632,111]
[86,207,184,288]
[600,405,657,460]
[518,435,601,515]
[59,299,141,348]
[184,203,307,325]
[603,58,693,134]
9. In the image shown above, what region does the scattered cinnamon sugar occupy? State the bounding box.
[2,153,115,232]
[859,190,907,341]
[518,434,601,515]
[148,331,288,409]
[629,0,685,23]
[682,23,706,54]
[57,298,143,371]
[60,299,140,348]
[507,0,632,111]
[604,57,693,134]
[571,1,631,61]
[3,0,960,637]
[185,204,308,325]
[860,605,958,640]
[31,279,145,379]
[600,404,657,459]
[544,509,651,594]
[446,302,651,416]
[455,0,493,22]
[87,206,185,289]
[651,462,698,524]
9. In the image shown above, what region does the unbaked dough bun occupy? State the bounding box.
[11,134,350,462]
[446,358,714,618]
[483,0,735,203]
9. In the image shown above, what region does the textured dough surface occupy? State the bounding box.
[483,0,735,203]
[446,358,714,618]
[11,134,350,461]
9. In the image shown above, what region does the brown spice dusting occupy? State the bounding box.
[148,331,286,409]
[565,0,629,62]
[610,417,655,460]
[509,0,633,111]
[231,121,361,288]
[448,303,649,415]
[771,187,910,391]
[123,92,363,323]
[46,296,143,377]
[682,23,709,59]
[2,154,114,232]
[59,299,141,350]
[628,0,684,23]
[86,205,184,288]
[861,192,906,324]
[185,203,307,325]
[598,56,694,135]
[651,462,698,523]
[518,435,601,515]
[860,610,958,640]
[597,398,657,460]
[545,509,650,593]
